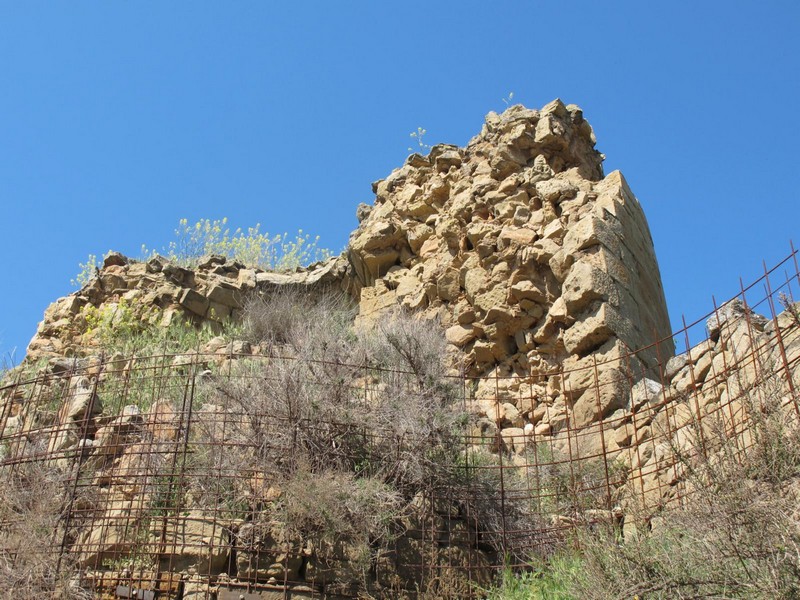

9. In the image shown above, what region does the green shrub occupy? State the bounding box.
[141,218,333,271]
[70,253,100,288]
[485,557,582,600]
[73,218,334,288]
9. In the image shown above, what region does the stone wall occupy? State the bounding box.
[9,100,695,597]
[27,100,674,442]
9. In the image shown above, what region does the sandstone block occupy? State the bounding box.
[631,378,664,412]
[563,302,625,356]
[179,288,209,316]
[206,282,242,308]
[446,324,477,347]
[561,261,618,315]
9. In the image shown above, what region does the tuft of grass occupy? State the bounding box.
[485,555,583,600]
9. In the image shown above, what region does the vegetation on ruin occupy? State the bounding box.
[485,370,800,600]
[72,217,333,287]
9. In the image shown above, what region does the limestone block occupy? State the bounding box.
[462,263,490,302]
[179,288,209,317]
[665,354,689,380]
[509,279,546,304]
[501,427,527,454]
[407,222,434,254]
[534,421,552,436]
[535,179,578,203]
[692,351,714,385]
[531,237,560,264]
[561,261,618,315]
[304,537,368,586]
[484,304,516,326]
[351,247,400,285]
[205,282,243,309]
[375,536,431,590]
[500,402,524,427]
[542,218,565,241]
[206,301,232,322]
[614,422,633,447]
[631,378,664,412]
[100,265,129,292]
[94,407,144,456]
[707,299,766,339]
[78,498,141,567]
[160,512,230,575]
[562,215,618,256]
[563,303,625,356]
[514,329,535,352]
[498,226,536,247]
[147,400,180,442]
[570,372,628,428]
[446,324,477,347]
[396,183,422,206]
[436,267,461,301]
[236,522,302,582]
[236,268,257,289]
[64,376,102,421]
[470,340,496,367]
[546,297,570,325]
[47,421,79,453]
[548,248,574,282]
[356,282,397,324]
[473,287,506,316]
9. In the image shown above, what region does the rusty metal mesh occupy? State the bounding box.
[0,247,798,599]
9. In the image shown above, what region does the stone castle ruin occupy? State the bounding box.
[2,101,799,599]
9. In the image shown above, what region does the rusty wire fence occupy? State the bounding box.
[0,247,799,599]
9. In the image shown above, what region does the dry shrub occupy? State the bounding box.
[569,374,800,600]
[192,295,521,593]
[218,295,466,494]
[276,469,402,560]
[243,286,356,351]
[0,459,92,599]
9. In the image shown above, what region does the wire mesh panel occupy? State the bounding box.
[0,247,798,599]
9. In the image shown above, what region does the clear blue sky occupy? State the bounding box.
[1,1,798,364]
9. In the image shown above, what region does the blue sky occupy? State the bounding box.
[1,1,798,364]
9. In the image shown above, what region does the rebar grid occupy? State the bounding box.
[0,247,798,599]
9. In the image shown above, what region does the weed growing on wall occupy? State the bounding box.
[70,254,100,288]
[141,218,333,271]
[73,218,333,287]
